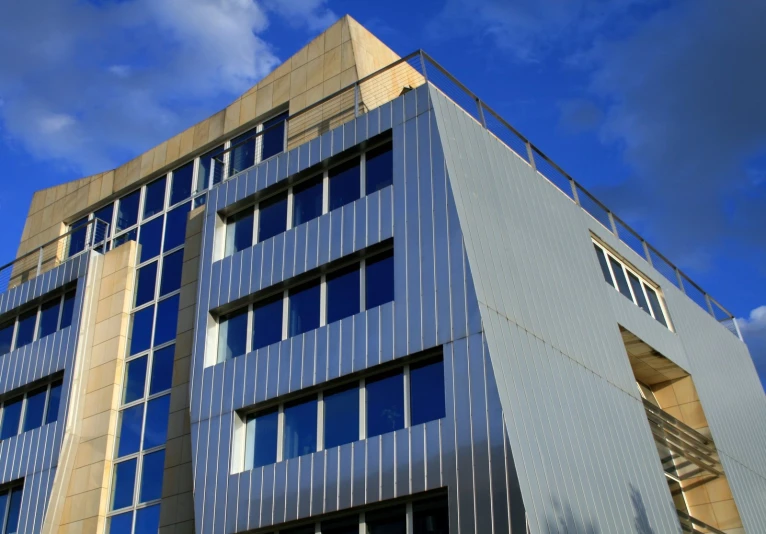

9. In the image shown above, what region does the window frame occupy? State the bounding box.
[0,482,24,534]
[0,288,77,355]
[0,375,64,441]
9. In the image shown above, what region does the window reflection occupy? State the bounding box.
[366,370,404,438]
[261,111,288,161]
[250,409,278,469]
[329,158,361,211]
[283,397,317,460]
[289,281,321,336]
[258,193,288,243]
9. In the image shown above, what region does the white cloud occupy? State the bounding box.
[38,113,76,135]
[739,306,766,388]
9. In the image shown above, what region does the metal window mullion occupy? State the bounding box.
[246,304,254,355]
[360,259,366,312]
[253,205,260,247]
[359,512,366,534]
[18,392,28,435]
[10,317,18,352]
[276,404,285,462]
[286,186,294,231]
[640,281,657,320]
[56,292,65,330]
[282,290,289,341]
[322,170,329,215]
[223,140,232,181]
[317,392,324,451]
[601,247,619,289]
[622,263,640,307]
[32,305,42,344]
[319,275,327,327]
[41,383,51,426]
[255,124,264,165]
[359,378,366,440]
[360,152,366,196]
[244,416,255,471]
[406,501,414,534]
[403,365,411,428]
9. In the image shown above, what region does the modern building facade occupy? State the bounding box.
[0,15,764,534]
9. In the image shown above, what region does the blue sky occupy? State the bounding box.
[0,0,764,384]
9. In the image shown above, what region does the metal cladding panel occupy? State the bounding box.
[0,254,90,534]
[189,84,527,533]
[429,85,683,534]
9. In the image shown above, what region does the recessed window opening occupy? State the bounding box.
[0,287,77,355]
[0,482,24,534]
[0,375,64,441]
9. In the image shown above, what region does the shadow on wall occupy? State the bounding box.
[630,484,655,534]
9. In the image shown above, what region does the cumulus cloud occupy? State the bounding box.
[739,306,766,389]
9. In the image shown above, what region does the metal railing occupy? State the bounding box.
[0,218,109,294]
[677,509,726,534]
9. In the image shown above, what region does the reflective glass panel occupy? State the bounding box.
[594,245,614,287]
[261,111,288,161]
[45,380,62,424]
[218,308,248,361]
[609,257,633,299]
[258,193,288,243]
[327,264,360,324]
[138,216,163,263]
[143,394,170,449]
[139,450,165,502]
[413,496,450,534]
[329,158,361,211]
[160,250,184,296]
[365,141,393,194]
[366,505,406,534]
[154,294,180,346]
[94,203,114,246]
[229,129,257,177]
[116,404,144,457]
[111,459,137,510]
[164,202,191,251]
[113,229,137,249]
[251,409,278,468]
[645,286,668,327]
[365,250,394,310]
[293,175,323,227]
[252,294,283,351]
[170,161,194,206]
[283,397,317,460]
[324,384,359,449]
[366,370,404,438]
[628,272,651,313]
[116,190,141,232]
[129,306,154,355]
[149,345,175,395]
[68,217,89,257]
[22,386,47,432]
[143,177,166,219]
[0,321,13,354]
[108,512,133,534]
[60,290,76,329]
[38,297,61,338]
[410,359,445,426]
[135,504,160,534]
[5,486,22,534]
[124,356,148,404]
[226,209,254,256]
[198,145,225,191]
[0,397,21,439]
[15,309,37,349]
[135,262,158,307]
[289,280,320,336]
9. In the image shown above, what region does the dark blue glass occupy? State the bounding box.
[135,262,158,307]
[366,505,406,533]
[252,295,283,351]
[113,228,137,249]
[171,161,194,206]
[365,142,393,194]
[327,264,360,324]
[322,516,359,534]
[144,394,170,449]
[149,345,174,395]
[5,486,22,534]
[293,175,323,227]
[281,526,315,534]
[261,111,288,161]
[60,290,76,329]
[193,194,207,209]
[124,356,148,404]
[366,370,404,438]
[593,245,614,287]
[0,321,13,354]
[251,409,278,468]
[229,129,257,177]
[410,359,446,426]
[139,216,164,263]
[258,193,287,243]
[323,384,359,449]
[129,306,154,355]
[154,294,180,346]
[289,280,320,336]
[94,203,114,244]
[143,177,166,219]
[111,459,137,510]
[22,386,47,432]
[117,404,144,457]
[38,297,61,338]
[0,491,7,532]
[609,257,633,300]
[283,397,317,460]
[15,309,37,349]
[109,511,133,534]
[413,496,450,534]
[160,250,184,296]
[135,504,160,533]
[140,449,165,502]
[116,190,140,232]
[226,209,254,256]
[365,250,394,310]
[218,308,248,361]
[164,202,191,251]
[197,145,225,191]
[68,217,89,257]
[329,158,360,211]
[645,286,668,328]
[0,397,21,439]
[628,272,651,314]
[45,380,62,424]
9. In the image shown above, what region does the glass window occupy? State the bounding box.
[15,309,37,349]
[113,228,137,249]
[135,262,158,307]
[322,516,360,534]
[252,294,283,351]
[261,111,288,161]
[193,194,207,209]
[645,286,668,327]
[129,306,154,356]
[327,264,360,324]
[4,486,22,534]
[281,527,315,534]
[293,175,323,227]
[410,359,445,426]
[250,409,278,469]
[60,290,76,329]
[609,257,633,299]
[366,370,404,438]
[116,191,141,232]
[366,505,406,534]
[627,272,651,314]
[38,297,61,338]
[164,201,191,251]
[124,356,148,404]
[116,404,144,458]
[139,449,165,502]
[324,384,359,449]
[143,394,170,449]
[68,217,89,257]
[170,161,194,206]
[283,397,317,460]
[111,459,137,510]
[366,142,393,194]
[594,245,614,287]
[329,158,361,211]
[134,504,160,534]
[109,512,133,534]
[154,294,180,346]
[22,386,47,432]
[0,321,13,354]
[413,496,450,534]
[197,145,225,192]
[218,308,248,361]
[138,216,163,263]
[94,203,114,242]
[149,345,174,395]
[225,209,254,256]
[160,250,184,296]
[143,177,166,219]
[0,397,22,439]
[366,250,394,310]
[45,380,62,425]
[289,280,320,337]
[229,129,257,177]
[258,193,288,243]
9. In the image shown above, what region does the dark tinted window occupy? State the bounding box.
[129,306,155,355]
[251,409,279,468]
[60,290,76,329]
[410,359,446,426]
[117,404,144,457]
[135,262,158,307]
[149,345,175,395]
[261,111,288,161]
[109,512,133,534]
[94,203,114,236]
[645,286,668,327]
[366,505,406,534]
[413,496,450,534]
[164,201,191,251]
[0,322,13,354]
[22,386,47,432]
[365,250,394,309]
[198,145,225,191]
[329,158,360,211]
[15,309,37,348]
[68,217,89,256]
[324,384,359,449]
[0,397,22,439]
[111,459,137,510]
[219,308,248,361]
[113,228,137,249]
[154,294,180,346]
[293,175,323,227]
[628,272,651,314]
[283,397,317,460]
[143,177,166,219]
[46,380,62,424]
[322,516,359,534]
[609,257,633,299]
[365,142,393,194]
[139,449,165,502]
[258,193,288,243]
[366,370,404,438]
[226,209,254,256]
[327,264,360,324]
[229,129,257,177]
[135,504,160,534]
[143,394,170,449]
[124,355,148,404]
[594,245,614,287]
[38,297,61,338]
[160,250,184,296]
[170,161,194,206]
[5,486,22,534]
[252,294,283,351]
[138,216,163,263]
[289,280,320,336]
[117,190,141,232]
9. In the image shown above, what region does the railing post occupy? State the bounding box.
[354,83,360,117]
[642,240,653,266]
[475,98,486,127]
[704,294,716,317]
[608,212,619,237]
[418,50,429,85]
[733,317,744,342]
[675,268,686,293]
[36,247,44,277]
[526,142,537,171]
[569,179,581,206]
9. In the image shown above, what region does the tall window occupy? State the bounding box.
[0,483,24,534]
[0,377,63,440]
[0,289,76,355]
